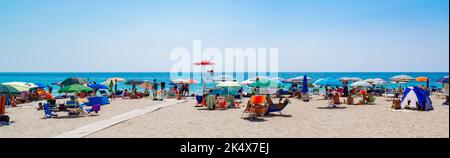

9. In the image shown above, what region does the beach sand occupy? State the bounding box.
[1,96,448,138]
[87,96,449,138]
[0,98,160,138]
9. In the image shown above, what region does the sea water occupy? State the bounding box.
[0,72,448,96]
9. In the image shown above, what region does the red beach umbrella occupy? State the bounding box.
[194,60,215,66]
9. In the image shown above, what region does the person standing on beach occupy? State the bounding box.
[114,79,118,92]
[153,79,159,98]
[47,85,53,94]
[160,82,166,100]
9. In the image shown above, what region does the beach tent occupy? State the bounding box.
[400,87,433,111]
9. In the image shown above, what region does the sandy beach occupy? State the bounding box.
[0,98,161,138]
[85,96,448,138]
[1,95,448,138]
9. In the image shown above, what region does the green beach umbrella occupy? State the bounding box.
[58,84,93,93]
[0,85,21,95]
[249,79,283,88]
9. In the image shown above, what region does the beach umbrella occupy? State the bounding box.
[270,77,286,82]
[58,84,93,93]
[416,77,428,82]
[0,85,21,95]
[350,81,373,87]
[125,79,144,85]
[61,77,89,86]
[171,79,198,84]
[88,84,109,90]
[140,81,153,89]
[390,75,414,83]
[436,76,449,84]
[240,79,255,85]
[301,75,309,93]
[216,81,241,88]
[340,77,362,82]
[372,78,387,85]
[213,75,235,82]
[314,78,343,87]
[286,76,312,83]
[194,60,215,94]
[30,83,46,89]
[51,82,61,86]
[104,77,126,84]
[1,82,35,92]
[194,60,215,66]
[250,79,283,88]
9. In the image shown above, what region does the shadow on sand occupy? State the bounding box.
[316,106,348,110]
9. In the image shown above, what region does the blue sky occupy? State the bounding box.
[0,0,448,72]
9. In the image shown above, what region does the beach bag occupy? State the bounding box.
[0,115,10,124]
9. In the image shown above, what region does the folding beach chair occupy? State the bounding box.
[86,104,101,116]
[43,103,57,118]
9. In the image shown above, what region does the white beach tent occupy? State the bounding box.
[400,87,433,111]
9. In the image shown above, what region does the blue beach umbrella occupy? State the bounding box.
[314,78,343,87]
[88,84,109,90]
[33,83,46,89]
[302,75,309,93]
[437,76,449,84]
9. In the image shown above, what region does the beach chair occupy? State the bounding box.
[43,103,57,118]
[329,94,341,107]
[226,95,238,107]
[65,100,78,109]
[313,89,320,95]
[367,94,376,105]
[99,90,108,96]
[86,104,101,116]
[385,89,396,101]
[216,97,228,110]
[195,95,205,107]
[205,95,217,110]
[242,95,268,120]
[265,98,291,116]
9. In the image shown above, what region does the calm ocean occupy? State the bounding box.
[0,72,448,95]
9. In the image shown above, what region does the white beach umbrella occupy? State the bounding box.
[340,77,362,82]
[286,76,312,83]
[240,79,255,85]
[372,78,387,85]
[390,75,414,83]
[350,81,373,87]
[213,75,235,82]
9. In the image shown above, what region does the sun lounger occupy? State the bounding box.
[265,98,290,116]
